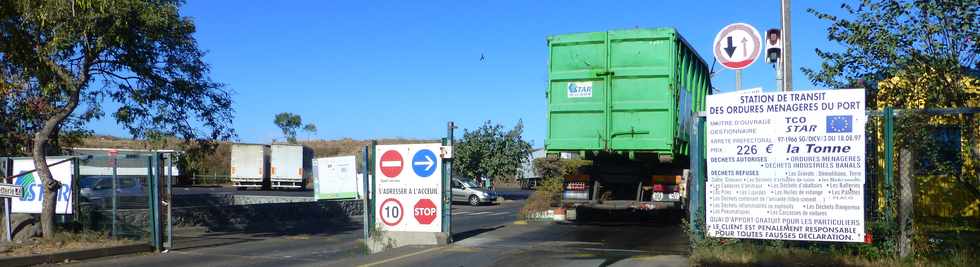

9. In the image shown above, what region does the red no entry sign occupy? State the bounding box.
[379,150,403,178]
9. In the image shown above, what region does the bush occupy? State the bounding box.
[519,157,592,219]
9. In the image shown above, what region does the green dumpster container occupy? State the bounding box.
[546,28,712,158]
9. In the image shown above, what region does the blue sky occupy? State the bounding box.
[88,0,849,146]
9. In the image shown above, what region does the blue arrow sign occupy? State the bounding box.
[412,149,438,177]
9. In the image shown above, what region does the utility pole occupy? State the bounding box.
[781,0,792,91]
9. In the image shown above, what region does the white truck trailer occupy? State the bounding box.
[230,143,269,190]
[269,144,313,190]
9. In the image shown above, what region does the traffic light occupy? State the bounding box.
[765,29,781,64]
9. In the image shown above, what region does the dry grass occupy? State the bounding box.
[0,231,137,257]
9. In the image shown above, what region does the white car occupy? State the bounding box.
[451,178,497,206]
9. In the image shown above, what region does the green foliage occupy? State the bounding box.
[520,157,593,218]
[804,0,978,93]
[453,120,532,184]
[0,0,234,237]
[273,112,302,143]
[805,0,980,202]
[0,0,236,142]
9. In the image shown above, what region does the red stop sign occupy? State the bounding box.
[413,198,438,225]
[379,150,403,178]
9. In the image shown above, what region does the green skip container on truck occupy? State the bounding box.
[546,28,711,215]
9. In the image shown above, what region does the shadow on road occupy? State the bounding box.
[452,225,504,242]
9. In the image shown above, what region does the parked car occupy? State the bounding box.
[452,178,497,206]
[79,176,146,209]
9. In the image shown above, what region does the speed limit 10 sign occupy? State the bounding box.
[374,143,444,232]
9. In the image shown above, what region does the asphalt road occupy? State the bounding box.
[55,190,529,267]
[55,189,690,267]
[338,209,690,267]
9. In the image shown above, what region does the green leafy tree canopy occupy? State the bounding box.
[0,0,235,238]
[274,112,302,143]
[453,120,532,186]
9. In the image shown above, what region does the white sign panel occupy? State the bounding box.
[375,143,443,232]
[706,89,866,242]
[11,158,74,214]
[315,156,358,200]
[566,82,593,98]
[713,23,762,70]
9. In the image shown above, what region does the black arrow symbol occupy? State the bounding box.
[724,36,737,57]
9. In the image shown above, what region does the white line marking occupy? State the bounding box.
[358,246,446,267]
[469,211,491,215]
[380,161,401,167]
[489,212,509,216]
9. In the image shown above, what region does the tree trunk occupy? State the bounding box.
[898,148,914,258]
[31,130,59,237]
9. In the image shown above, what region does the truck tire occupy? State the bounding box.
[469,195,481,206]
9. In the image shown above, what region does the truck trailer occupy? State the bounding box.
[546,28,711,214]
[230,143,269,190]
[269,144,313,190]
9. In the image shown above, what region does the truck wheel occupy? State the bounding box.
[468,195,481,206]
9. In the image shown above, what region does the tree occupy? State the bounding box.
[453,120,532,186]
[302,123,317,140]
[273,112,302,143]
[806,0,980,206]
[0,1,234,237]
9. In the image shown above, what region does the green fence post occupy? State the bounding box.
[369,140,377,233]
[147,155,161,251]
[883,107,895,224]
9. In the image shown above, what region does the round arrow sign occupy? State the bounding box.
[412,149,438,177]
[713,23,762,70]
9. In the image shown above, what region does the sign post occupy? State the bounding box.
[1,182,21,242]
[713,23,762,91]
[705,89,866,242]
[369,143,447,252]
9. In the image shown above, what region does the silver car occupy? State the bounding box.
[452,179,496,206]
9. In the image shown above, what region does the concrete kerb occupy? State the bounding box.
[0,243,152,267]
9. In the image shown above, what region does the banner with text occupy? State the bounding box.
[11,158,74,214]
[706,89,865,242]
[315,156,358,200]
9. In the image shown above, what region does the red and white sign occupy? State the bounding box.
[413,199,438,225]
[379,150,403,178]
[374,143,443,232]
[379,198,404,226]
[713,23,762,70]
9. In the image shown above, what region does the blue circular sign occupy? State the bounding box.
[412,149,438,177]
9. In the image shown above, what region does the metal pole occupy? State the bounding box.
[369,140,377,233]
[166,154,173,250]
[781,0,793,91]
[735,70,742,91]
[883,107,895,222]
[444,122,454,241]
[361,146,370,240]
[111,154,118,237]
[775,60,783,92]
[4,158,11,242]
[3,198,9,242]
